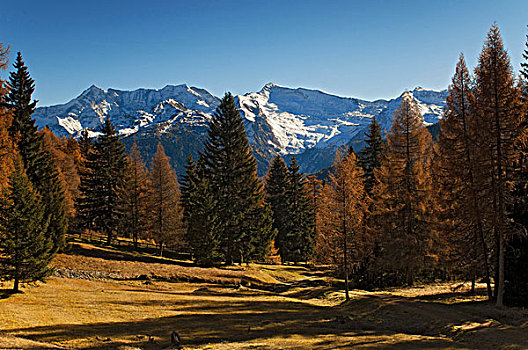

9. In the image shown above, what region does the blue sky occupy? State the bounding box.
[2,0,528,106]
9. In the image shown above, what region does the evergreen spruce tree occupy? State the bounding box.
[281,157,315,263]
[0,160,52,292]
[358,117,385,195]
[202,92,273,264]
[4,52,66,252]
[181,156,220,266]
[92,119,127,244]
[149,143,184,256]
[75,129,98,236]
[118,142,151,250]
[265,155,290,261]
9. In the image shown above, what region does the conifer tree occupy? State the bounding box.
[504,29,528,306]
[5,52,66,252]
[75,130,97,236]
[304,174,322,238]
[473,25,521,306]
[358,117,385,195]
[201,92,273,264]
[149,143,184,256]
[181,156,220,266]
[317,151,367,300]
[373,95,435,285]
[118,142,151,249]
[280,157,315,263]
[92,119,127,244]
[438,54,493,299]
[265,155,289,261]
[0,160,53,292]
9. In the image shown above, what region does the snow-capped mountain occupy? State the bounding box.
[32,83,447,175]
[34,84,220,138]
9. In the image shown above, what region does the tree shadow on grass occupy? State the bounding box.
[0,288,18,299]
[66,243,196,267]
[6,301,463,350]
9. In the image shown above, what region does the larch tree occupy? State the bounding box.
[118,142,151,250]
[201,92,273,264]
[5,52,66,253]
[317,151,367,301]
[0,43,13,193]
[473,24,521,306]
[40,127,81,226]
[373,95,435,286]
[504,27,528,306]
[149,143,184,257]
[437,54,492,299]
[0,159,53,292]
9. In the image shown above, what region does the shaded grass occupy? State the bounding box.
[1,243,527,349]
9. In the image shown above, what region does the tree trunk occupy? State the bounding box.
[13,276,19,293]
[133,228,138,250]
[497,234,505,306]
[343,190,350,302]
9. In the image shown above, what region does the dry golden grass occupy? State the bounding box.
[0,242,527,350]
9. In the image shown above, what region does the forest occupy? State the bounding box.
[0,22,527,317]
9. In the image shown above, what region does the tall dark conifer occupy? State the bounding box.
[281,157,315,263]
[181,156,220,266]
[5,52,66,252]
[201,92,273,264]
[358,117,385,195]
[0,160,53,292]
[265,155,290,261]
[92,119,127,244]
[75,130,97,236]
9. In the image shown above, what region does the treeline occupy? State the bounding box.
[0,24,527,308]
[313,25,528,307]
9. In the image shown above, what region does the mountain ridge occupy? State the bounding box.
[32,83,448,175]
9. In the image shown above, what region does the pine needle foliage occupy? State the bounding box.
[181,156,220,266]
[4,52,66,253]
[0,160,53,292]
[201,93,273,264]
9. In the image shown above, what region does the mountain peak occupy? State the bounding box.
[79,84,105,98]
[261,82,283,91]
[86,84,104,92]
